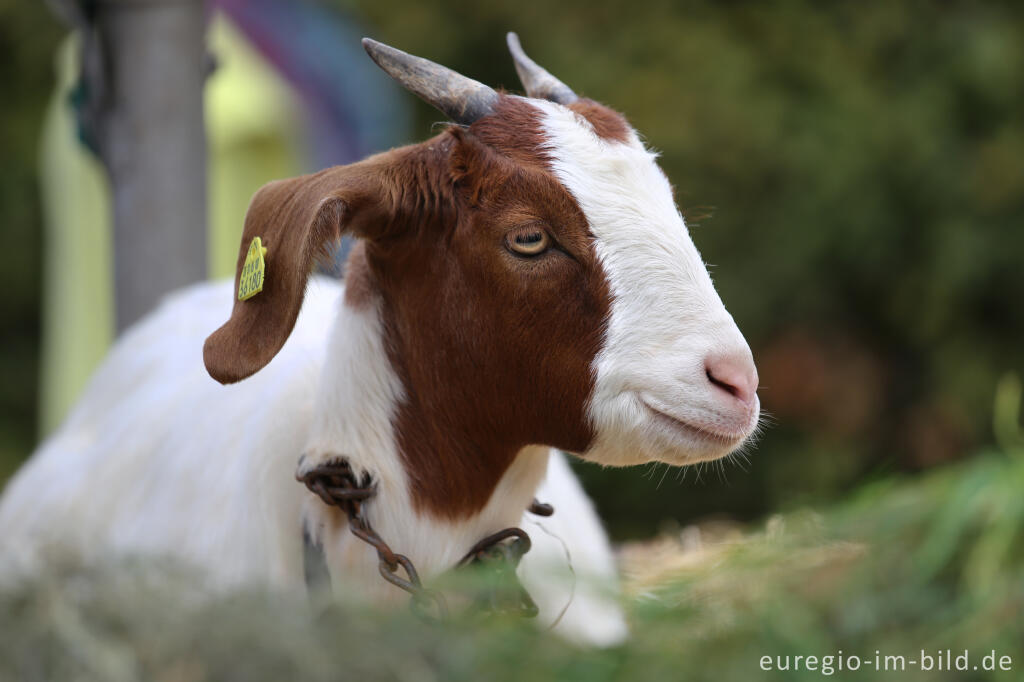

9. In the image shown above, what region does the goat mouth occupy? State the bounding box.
[639,397,748,447]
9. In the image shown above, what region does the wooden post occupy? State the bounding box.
[94,0,207,330]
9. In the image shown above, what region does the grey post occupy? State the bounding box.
[93,0,208,330]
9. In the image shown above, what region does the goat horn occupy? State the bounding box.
[362,38,499,125]
[506,32,578,104]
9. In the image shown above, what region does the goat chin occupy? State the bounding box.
[0,276,627,647]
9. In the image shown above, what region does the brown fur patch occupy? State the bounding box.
[569,98,632,143]
[342,241,375,310]
[378,102,610,518]
[470,97,553,169]
[208,94,613,520]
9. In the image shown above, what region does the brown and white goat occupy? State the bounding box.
[0,35,758,645]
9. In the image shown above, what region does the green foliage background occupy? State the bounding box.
[1,0,1023,537]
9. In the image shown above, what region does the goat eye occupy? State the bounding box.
[506,228,550,256]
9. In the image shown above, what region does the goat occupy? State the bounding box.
[0,35,759,646]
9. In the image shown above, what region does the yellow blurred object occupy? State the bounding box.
[205,15,304,280]
[38,35,115,436]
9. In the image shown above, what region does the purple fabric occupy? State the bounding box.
[213,0,408,169]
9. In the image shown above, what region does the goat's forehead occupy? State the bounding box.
[530,96,720,321]
[472,96,688,265]
[529,98,685,246]
[470,95,638,168]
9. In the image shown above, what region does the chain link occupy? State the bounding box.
[457,527,538,617]
[298,460,547,621]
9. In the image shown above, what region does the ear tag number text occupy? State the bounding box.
[238,237,268,301]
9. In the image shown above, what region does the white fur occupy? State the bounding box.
[532,98,759,465]
[0,279,329,587]
[522,451,628,646]
[0,276,625,645]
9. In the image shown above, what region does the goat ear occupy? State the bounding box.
[449,128,502,207]
[204,165,386,384]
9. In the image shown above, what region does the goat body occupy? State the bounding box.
[1,35,761,649]
[0,277,627,644]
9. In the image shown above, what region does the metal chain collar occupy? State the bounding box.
[297,460,551,621]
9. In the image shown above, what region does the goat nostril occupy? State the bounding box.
[706,368,738,397]
[704,353,758,405]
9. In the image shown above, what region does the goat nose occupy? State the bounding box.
[704,352,758,405]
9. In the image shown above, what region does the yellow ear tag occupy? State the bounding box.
[238,237,268,301]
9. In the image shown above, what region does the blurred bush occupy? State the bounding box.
[2,0,1023,537]
[3,431,1021,681]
